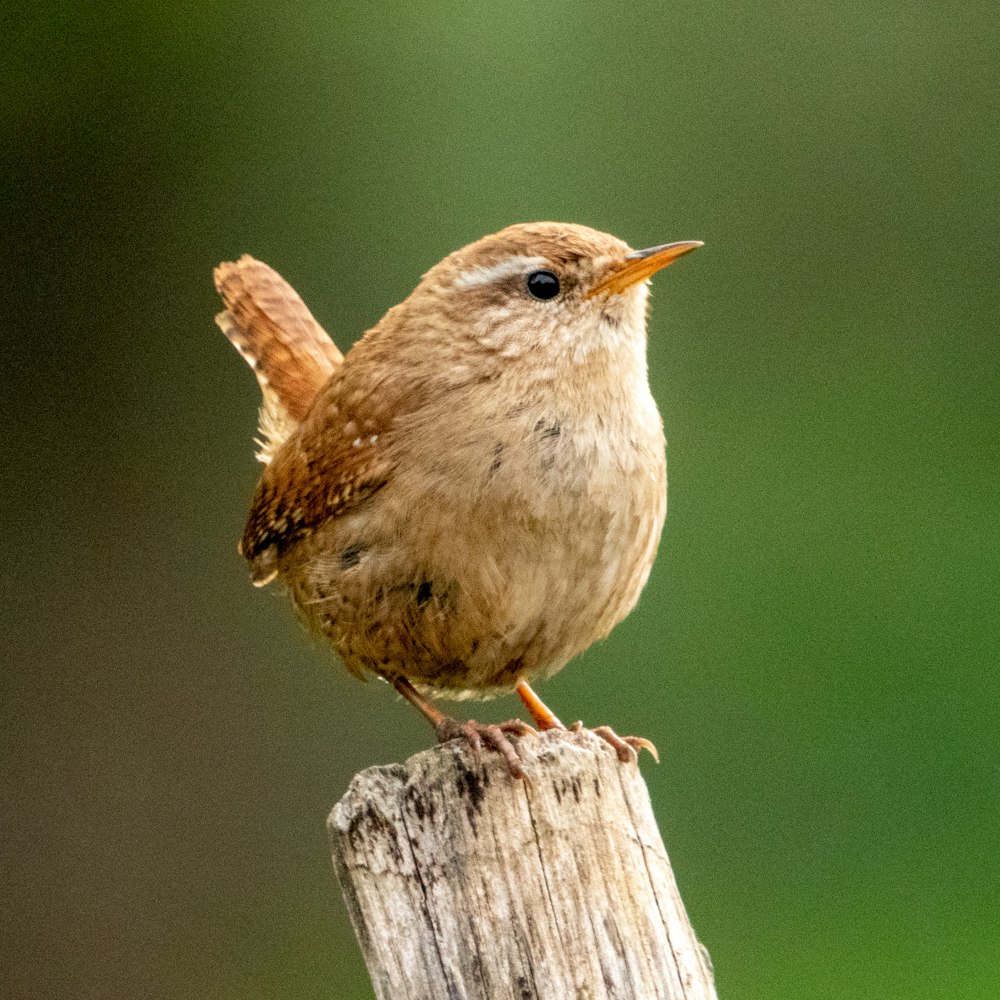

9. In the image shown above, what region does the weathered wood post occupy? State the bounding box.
[328,730,718,999]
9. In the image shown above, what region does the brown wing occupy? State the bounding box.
[214,256,343,430]
[232,285,446,586]
[238,367,396,585]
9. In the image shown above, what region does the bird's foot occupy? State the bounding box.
[514,679,658,765]
[435,717,537,779]
[568,720,660,764]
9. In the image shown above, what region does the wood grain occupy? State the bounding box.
[329,731,718,1000]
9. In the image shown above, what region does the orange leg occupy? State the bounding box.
[515,680,565,730]
[393,677,535,779]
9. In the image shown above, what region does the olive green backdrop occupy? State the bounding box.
[4,3,998,998]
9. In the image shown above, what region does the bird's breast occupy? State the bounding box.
[408,392,667,670]
[284,380,667,696]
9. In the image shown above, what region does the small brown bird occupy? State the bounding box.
[215,223,701,777]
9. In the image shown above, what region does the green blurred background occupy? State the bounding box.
[4,2,998,997]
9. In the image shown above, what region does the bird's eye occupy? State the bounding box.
[526,270,560,301]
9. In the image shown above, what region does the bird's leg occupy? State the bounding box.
[515,679,565,730]
[516,680,659,764]
[392,677,535,779]
[392,675,450,729]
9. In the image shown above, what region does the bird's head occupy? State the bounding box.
[413,221,702,367]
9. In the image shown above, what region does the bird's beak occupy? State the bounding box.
[588,240,704,298]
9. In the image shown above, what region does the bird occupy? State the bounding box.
[214,222,701,777]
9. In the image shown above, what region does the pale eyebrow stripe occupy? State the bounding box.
[453,255,547,289]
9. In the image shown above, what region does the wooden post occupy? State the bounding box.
[328,730,719,1000]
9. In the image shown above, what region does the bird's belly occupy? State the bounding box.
[283,440,666,699]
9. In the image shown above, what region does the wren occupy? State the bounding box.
[214,222,701,777]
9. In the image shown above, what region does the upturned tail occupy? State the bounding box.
[214,255,343,463]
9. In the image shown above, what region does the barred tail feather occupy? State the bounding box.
[214,255,343,463]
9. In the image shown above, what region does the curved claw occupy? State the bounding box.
[570,722,660,765]
[435,717,535,779]
[623,734,660,764]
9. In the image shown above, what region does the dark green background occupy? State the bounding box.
[4,3,998,998]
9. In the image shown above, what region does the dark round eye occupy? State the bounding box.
[526,270,560,300]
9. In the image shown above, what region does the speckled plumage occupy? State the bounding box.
[216,223,695,703]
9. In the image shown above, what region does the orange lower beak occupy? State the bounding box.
[588,240,703,297]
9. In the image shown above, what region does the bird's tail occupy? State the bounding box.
[214,255,343,463]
